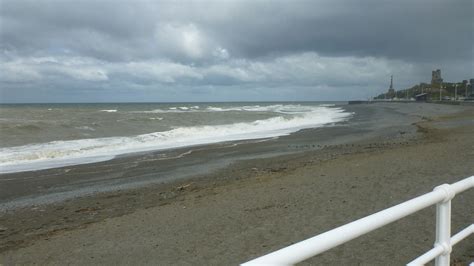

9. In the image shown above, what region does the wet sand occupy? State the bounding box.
[1,103,473,265]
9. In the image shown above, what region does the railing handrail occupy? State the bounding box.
[408,224,474,265]
[242,175,474,266]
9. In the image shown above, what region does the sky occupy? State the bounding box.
[0,0,472,103]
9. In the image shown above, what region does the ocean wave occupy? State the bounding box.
[0,106,352,173]
[205,104,324,114]
[100,109,117,113]
[129,104,329,114]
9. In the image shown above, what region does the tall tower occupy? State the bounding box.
[388,75,395,98]
[431,69,443,86]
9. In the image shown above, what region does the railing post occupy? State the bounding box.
[434,184,454,266]
[434,200,451,265]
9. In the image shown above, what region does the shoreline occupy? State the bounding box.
[0,101,422,210]
[1,102,473,264]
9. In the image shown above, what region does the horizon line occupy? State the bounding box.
[0,100,353,105]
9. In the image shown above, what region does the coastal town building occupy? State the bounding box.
[373,69,474,102]
[415,93,428,101]
[431,69,443,86]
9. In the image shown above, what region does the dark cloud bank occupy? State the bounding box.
[0,0,472,102]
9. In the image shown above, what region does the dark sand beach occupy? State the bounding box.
[1,103,473,265]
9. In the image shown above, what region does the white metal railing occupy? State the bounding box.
[242,176,474,266]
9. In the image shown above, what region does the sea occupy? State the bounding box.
[0,102,352,174]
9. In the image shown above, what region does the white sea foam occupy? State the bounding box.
[205,104,323,114]
[0,106,352,173]
[130,104,326,114]
[100,109,117,113]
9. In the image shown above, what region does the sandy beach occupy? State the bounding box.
[1,103,473,265]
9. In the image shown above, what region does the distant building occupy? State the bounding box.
[418,82,429,94]
[431,69,443,85]
[415,93,428,102]
[463,80,470,97]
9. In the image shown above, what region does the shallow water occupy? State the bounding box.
[0,102,350,173]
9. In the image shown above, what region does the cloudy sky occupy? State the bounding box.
[0,0,472,103]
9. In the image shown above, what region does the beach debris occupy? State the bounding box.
[176,183,193,191]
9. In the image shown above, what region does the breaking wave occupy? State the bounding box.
[0,105,352,173]
[129,104,335,114]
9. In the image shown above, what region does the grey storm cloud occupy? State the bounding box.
[0,0,472,102]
